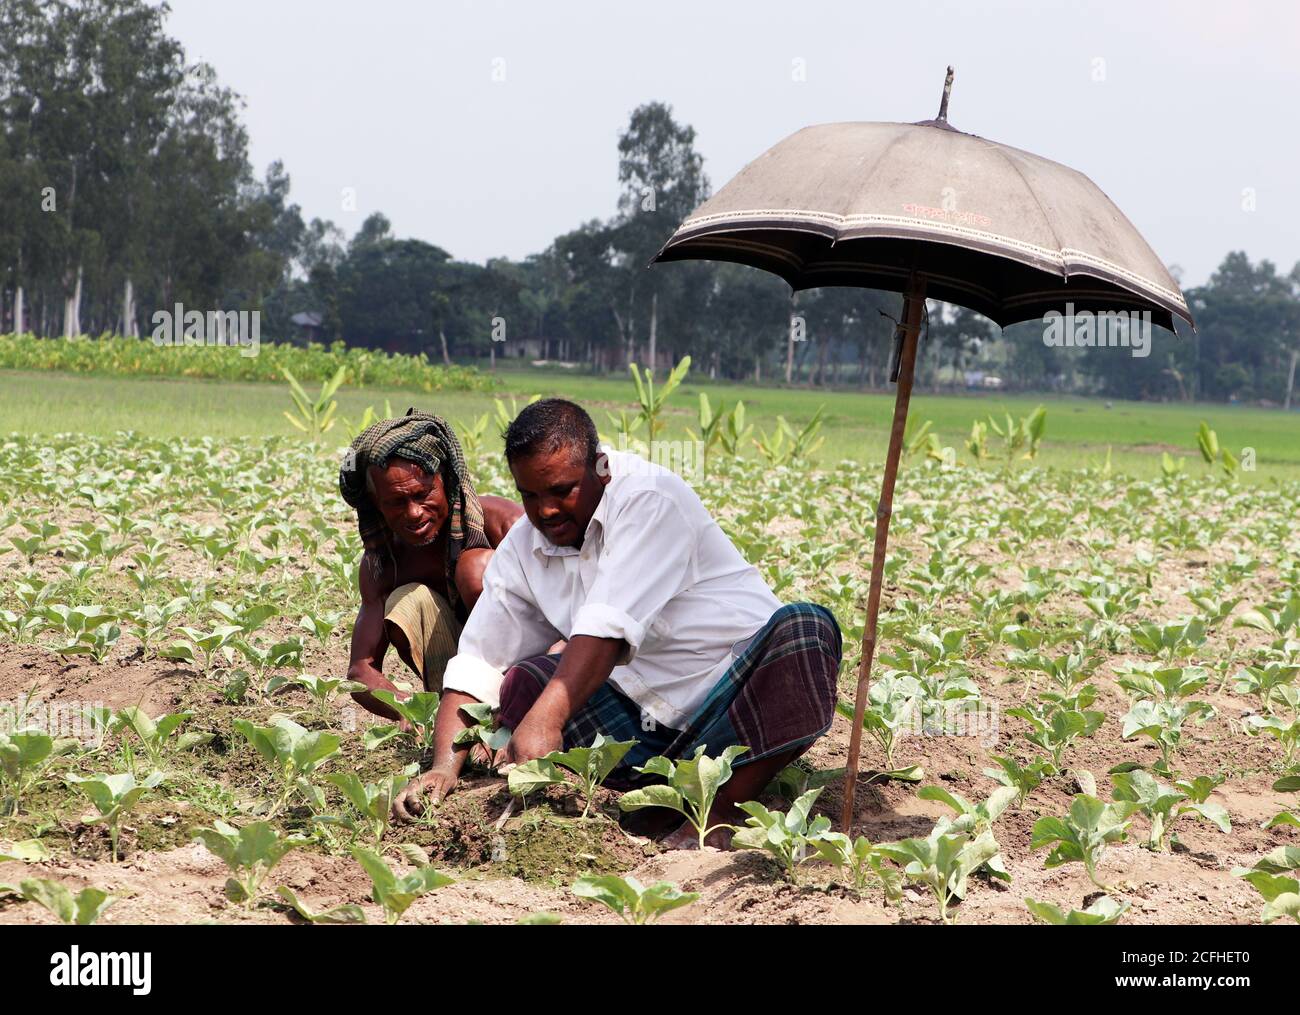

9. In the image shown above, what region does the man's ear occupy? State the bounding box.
[594,451,612,486]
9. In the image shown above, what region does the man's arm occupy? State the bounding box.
[497,634,627,765]
[346,552,404,721]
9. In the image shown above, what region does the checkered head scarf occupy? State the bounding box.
[338,409,489,611]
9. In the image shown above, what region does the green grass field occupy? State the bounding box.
[4,366,1297,480]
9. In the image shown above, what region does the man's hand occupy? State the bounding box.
[392,765,458,822]
[497,713,564,769]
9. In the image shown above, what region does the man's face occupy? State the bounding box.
[368,459,449,548]
[510,445,609,548]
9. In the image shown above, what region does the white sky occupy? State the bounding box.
[164,0,1300,288]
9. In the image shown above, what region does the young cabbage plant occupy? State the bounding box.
[526,734,637,819]
[453,702,512,757]
[1115,664,1208,704]
[274,886,366,924]
[0,729,75,815]
[322,772,406,844]
[1121,699,1214,776]
[1110,768,1230,850]
[265,673,365,722]
[1007,699,1104,770]
[917,784,1018,882]
[112,706,212,769]
[618,745,749,849]
[1232,845,1300,925]
[1233,663,1300,714]
[1031,794,1138,890]
[1129,618,1207,664]
[983,754,1054,807]
[571,874,698,925]
[368,690,441,752]
[6,878,118,925]
[875,827,1000,925]
[1243,712,1300,767]
[732,787,832,880]
[194,820,310,908]
[351,846,455,925]
[1024,894,1129,925]
[1261,775,1300,832]
[66,771,165,862]
[0,838,50,862]
[807,831,902,899]
[233,717,341,817]
[834,671,921,770]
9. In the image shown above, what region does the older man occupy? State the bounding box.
[393,399,842,848]
[339,410,522,721]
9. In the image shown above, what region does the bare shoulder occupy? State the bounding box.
[480,494,524,547]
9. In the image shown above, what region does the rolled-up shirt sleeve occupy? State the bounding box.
[571,490,696,664]
[442,537,559,708]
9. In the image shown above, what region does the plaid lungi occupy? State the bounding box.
[496,602,841,788]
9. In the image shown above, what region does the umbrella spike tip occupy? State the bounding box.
[938,66,955,121]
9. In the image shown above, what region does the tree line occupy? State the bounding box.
[2,0,1297,404]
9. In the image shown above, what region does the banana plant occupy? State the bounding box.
[66,771,165,861]
[571,874,697,925]
[875,827,1000,924]
[193,820,309,907]
[1031,794,1138,890]
[628,355,690,444]
[282,364,346,438]
[352,846,455,925]
[618,745,749,849]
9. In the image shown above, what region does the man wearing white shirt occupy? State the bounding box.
[392,399,842,847]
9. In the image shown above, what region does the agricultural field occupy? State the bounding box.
[2,378,1299,926]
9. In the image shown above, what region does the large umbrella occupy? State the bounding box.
[651,68,1195,830]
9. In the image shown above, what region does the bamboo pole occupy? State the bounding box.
[841,271,927,832]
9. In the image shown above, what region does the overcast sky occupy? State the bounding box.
[164,0,1298,288]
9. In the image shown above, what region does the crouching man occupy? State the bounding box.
[392,399,842,848]
[339,410,521,720]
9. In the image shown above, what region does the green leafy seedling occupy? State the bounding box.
[66,771,165,861]
[11,878,117,925]
[1031,794,1137,890]
[1024,895,1129,925]
[351,846,454,924]
[618,744,749,849]
[113,706,212,768]
[1233,845,1300,924]
[517,733,637,818]
[732,787,832,880]
[875,827,1000,924]
[571,874,697,925]
[274,886,366,924]
[1110,769,1230,850]
[453,702,511,757]
[370,690,441,752]
[983,754,1054,807]
[233,717,341,816]
[193,820,309,908]
[323,772,405,844]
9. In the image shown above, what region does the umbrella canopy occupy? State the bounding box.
[649,69,1193,832]
[653,104,1193,331]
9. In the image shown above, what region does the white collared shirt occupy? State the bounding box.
[442,451,781,729]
